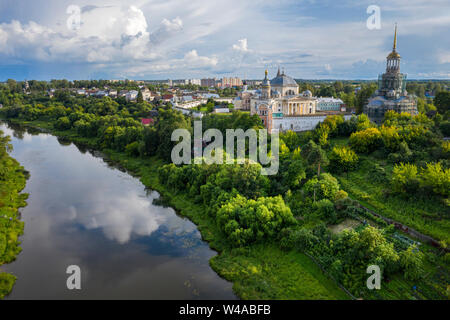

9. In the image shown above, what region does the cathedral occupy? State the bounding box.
[364,25,418,123]
[250,68,323,133]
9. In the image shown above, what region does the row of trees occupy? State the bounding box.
[392,162,450,196]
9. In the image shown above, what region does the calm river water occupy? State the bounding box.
[0,121,236,299]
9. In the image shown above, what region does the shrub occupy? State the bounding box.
[400,245,424,281]
[216,195,296,246]
[420,162,450,196]
[125,141,140,157]
[349,127,382,153]
[328,146,359,173]
[54,116,71,130]
[391,163,419,193]
[380,125,401,151]
[304,173,340,201]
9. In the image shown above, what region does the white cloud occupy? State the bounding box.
[70,191,167,244]
[150,17,183,44]
[0,5,169,63]
[0,0,449,79]
[184,50,218,67]
[232,38,249,52]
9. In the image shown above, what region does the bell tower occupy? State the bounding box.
[261,69,271,99]
[378,24,406,99]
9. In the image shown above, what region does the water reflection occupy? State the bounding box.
[0,121,235,300]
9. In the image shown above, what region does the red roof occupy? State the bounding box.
[141,118,154,125]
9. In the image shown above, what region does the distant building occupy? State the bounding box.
[202,93,220,99]
[219,77,243,88]
[108,90,118,98]
[214,106,230,113]
[187,79,201,86]
[364,25,418,124]
[201,78,216,88]
[141,88,152,101]
[141,118,154,126]
[317,97,344,111]
[126,90,139,101]
[250,68,351,133]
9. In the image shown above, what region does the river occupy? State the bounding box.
[0,121,236,300]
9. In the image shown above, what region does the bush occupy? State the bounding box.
[216,195,296,246]
[420,162,450,196]
[391,163,419,193]
[313,199,338,224]
[400,245,424,281]
[439,121,450,136]
[125,141,140,157]
[349,127,382,153]
[54,116,71,130]
[303,173,340,201]
[328,146,359,173]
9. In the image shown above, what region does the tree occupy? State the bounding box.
[400,245,424,281]
[391,163,419,193]
[306,144,329,177]
[303,173,340,201]
[137,90,144,103]
[355,83,377,114]
[329,146,359,173]
[349,127,382,153]
[420,162,450,196]
[156,107,192,161]
[216,195,295,246]
[434,91,450,115]
[55,116,71,130]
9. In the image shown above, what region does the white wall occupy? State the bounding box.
[273,114,352,133]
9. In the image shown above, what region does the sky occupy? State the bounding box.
[0,0,449,81]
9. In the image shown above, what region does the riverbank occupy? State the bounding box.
[0,129,29,299]
[0,118,349,300]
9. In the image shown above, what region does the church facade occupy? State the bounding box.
[250,69,350,133]
[364,25,418,124]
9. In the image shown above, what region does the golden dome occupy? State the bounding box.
[387,50,401,59]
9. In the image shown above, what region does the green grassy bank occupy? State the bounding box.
[0,133,29,299]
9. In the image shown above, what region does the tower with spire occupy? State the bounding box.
[364,24,418,124]
[261,69,271,99]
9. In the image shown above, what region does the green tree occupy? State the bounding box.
[400,245,424,281]
[434,91,450,115]
[329,146,359,173]
[355,83,377,114]
[137,89,144,103]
